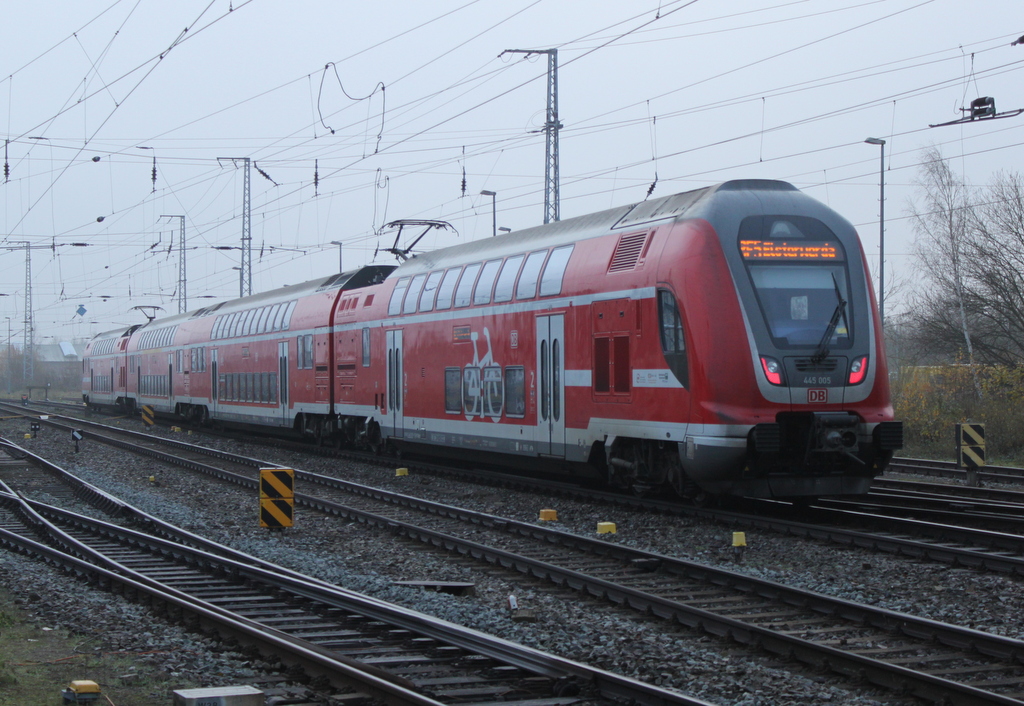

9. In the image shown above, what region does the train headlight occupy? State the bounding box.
[759,356,785,386]
[848,355,868,385]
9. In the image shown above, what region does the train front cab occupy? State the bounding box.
[680,182,902,498]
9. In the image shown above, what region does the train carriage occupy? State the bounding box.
[83,325,137,410]
[342,179,901,498]
[84,179,901,500]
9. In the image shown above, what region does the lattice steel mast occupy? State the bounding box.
[161,215,186,313]
[218,157,252,297]
[502,48,561,223]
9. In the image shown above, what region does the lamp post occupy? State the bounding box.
[4,316,10,394]
[480,190,496,237]
[330,240,344,272]
[864,137,886,329]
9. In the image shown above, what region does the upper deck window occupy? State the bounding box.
[435,267,461,311]
[516,251,547,300]
[419,271,444,312]
[388,277,410,316]
[403,274,427,314]
[539,245,573,297]
[473,260,502,305]
[494,255,524,303]
[454,263,482,308]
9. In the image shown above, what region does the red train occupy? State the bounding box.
[83,179,902,500]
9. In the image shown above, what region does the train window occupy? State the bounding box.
[362,328,371,367]
[419,271,444,312]
[540,341,549,421]
[268,303,282,331]
[403,274,427,314]
[748,265,851,348]
[658,289,688,388]
[282,301,297,331]
[176,350,183,373]
[388,277,410,316]
[212,316,223,340]
[614,336,631,393]
[516,251,547,300]
[594,338,610,392]
[255,306,270,333]
[552,339,561,421]
[246,309,260,336]
[434,267,461,310]
[444,368,461,413]
[505,366,525,417]
[482,366,503,417]
[473,260,502,306]
[297,334,314,369]
[454,263,482,308]
[493,255,524,303]
[228,313,240,338]
[540,245,573,297]
[462,366,481,416]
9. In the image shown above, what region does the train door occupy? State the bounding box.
[210,349,219,416]
[167,354,174,409]
[278,341,289,424]
[386,329,404,439]
[536,314,565,457]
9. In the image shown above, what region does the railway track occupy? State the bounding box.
[0,439,706,706]
[22,401,1024,576]
[10,408,1024,704]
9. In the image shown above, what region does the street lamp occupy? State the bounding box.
[330,240,344,273]
[480,190,496,237]
[4,316,10,394]
[864,137,886,330]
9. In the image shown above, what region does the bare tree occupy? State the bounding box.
[907,146,984,402]
[907,148,1024,371]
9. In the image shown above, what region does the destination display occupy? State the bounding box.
[740,239,843,261]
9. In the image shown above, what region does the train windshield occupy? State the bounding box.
[739,216,851,349]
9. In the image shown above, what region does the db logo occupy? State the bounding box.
[808,388,828,404]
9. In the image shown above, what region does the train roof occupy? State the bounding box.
[390,180,799,277]
[109,264,397,335]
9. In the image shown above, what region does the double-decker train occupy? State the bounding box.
[83,179,902,500]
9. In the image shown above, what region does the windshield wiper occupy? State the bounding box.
[812,273,847,363]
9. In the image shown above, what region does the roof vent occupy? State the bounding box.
[608,232,649,272]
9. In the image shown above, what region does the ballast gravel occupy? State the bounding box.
[4,419,996,705]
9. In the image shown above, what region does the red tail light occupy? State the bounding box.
[848,356,868,385]
[760,356,784,386]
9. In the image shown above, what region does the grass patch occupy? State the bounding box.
[0,588,195,706]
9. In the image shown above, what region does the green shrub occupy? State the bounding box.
[892,363,1024,464]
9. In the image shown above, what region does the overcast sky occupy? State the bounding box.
[1,0,1021,345]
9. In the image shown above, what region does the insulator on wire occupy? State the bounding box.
[460,146,466,196]
[645,173,658,200]
[151,156,157,192]
[314,159,319,196]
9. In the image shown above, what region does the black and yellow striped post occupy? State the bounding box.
[955,422,986,486]
[259,468,294,529]
[141,405,155,427]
